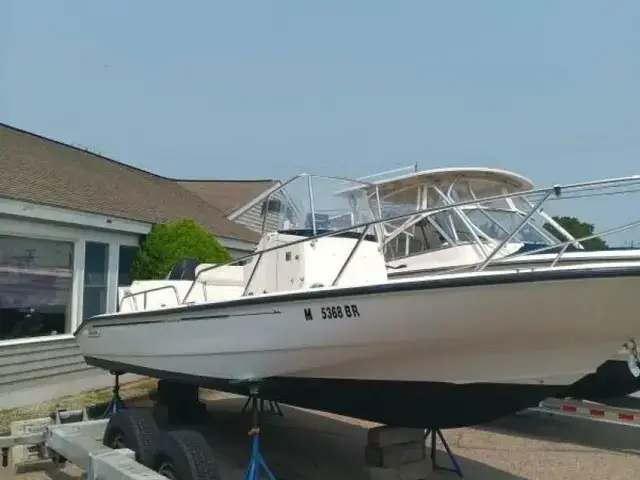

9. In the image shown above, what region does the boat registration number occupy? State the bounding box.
[303,304,360,321]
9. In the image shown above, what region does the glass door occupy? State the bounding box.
[83,242,109,320]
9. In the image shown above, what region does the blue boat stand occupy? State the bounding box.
[424,428,463,477]
[102,372,126,418]
[244,386,277,480]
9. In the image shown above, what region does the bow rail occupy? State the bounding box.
[118,284,182,311]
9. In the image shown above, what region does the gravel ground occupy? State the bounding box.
[0,378,158,435]
[4,393,640,479]
[447,411,640,480]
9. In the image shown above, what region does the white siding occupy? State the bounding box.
[233,190,289,234]
[0,337,90,395]
[0,336,133,409]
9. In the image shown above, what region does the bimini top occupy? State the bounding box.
[335,167,535,200]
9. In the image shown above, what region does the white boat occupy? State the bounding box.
[336,167,640,400]
[75,174,640,428]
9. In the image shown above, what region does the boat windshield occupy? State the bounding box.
[460,200,557,245]
[232,174,382,239]
[231,170,572,261]
[356,173,566,261]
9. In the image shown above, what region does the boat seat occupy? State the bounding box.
[187,264,246,302]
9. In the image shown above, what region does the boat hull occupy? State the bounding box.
[76,264,640,427]
[388,252,640,401]
[77,265,640,386]
[85,354,561,428]
[560,359,640,401]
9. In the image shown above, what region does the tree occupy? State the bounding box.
[544,216,608,251]
[131,219,232,280]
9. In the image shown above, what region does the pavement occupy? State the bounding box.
[4,394,640,479]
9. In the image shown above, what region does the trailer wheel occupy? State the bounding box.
[103,408,160,467]
[153,430,221,480]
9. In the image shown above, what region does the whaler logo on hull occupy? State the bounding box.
[87,328,101,338]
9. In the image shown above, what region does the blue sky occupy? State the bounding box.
[2,1,639,239]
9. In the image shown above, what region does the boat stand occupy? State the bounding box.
[424,428,463,477]
[241,393,283,417]
[244,386,277,480]
[102,372,126,418]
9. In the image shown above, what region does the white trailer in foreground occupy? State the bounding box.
[0,408,223,480]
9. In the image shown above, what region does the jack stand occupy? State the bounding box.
[102,372,125,418]
[241,394,283,417]
[424,428,463,478]
[244,387,277,480]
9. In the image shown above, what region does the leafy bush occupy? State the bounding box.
[131,219,232,280]
[544,215,608,251]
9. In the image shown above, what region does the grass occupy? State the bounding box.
[0,377,158,435]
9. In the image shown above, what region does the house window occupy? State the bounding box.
[83,242,109,320]
[0,235,73,340]
[118,245,139,286]
[260,198,283,216]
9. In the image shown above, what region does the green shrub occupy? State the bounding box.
[131,219,232,280]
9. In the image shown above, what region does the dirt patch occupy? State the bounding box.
[0,377,158,435]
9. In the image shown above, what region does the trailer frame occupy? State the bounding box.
[0,411,167,480]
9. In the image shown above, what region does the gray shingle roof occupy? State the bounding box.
[176,179,277,215]
[0,123,268,243]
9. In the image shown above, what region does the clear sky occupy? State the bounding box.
[2,1,639,240]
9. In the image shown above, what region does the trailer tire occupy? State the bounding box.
[103,408,160,468]
[153,430,221,480]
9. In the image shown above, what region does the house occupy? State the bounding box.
[0,122,282,408]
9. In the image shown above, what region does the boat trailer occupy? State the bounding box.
[0,409,167,480]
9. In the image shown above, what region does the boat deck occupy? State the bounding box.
[5,392,640,480]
